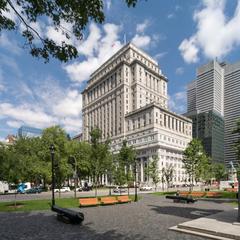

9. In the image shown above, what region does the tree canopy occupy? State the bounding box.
[0,0,138,62]
[182,138,210,190]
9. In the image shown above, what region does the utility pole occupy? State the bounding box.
[134,160,138,202]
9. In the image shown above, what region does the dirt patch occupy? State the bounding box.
[6,203,25,209]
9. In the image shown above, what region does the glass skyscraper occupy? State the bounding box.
[18,126,43,138]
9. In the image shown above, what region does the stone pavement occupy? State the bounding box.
[0,194,235,240]
[170,209,240,240]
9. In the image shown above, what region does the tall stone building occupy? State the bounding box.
[82,43,192,185]
[185,60,225,164]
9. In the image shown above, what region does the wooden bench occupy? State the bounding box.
[100,196,118,205]
[189,191,205,198]
[205,192,221,198]
[117,195,132,203]
[166,195,196,203]
[179,191,190,197]
[79,198,100,207]
[225,188,238,192]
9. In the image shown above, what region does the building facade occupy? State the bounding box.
[185,60,225,163]
[224,61,240,167]
[82,43,192,185]
[18,126,42,138]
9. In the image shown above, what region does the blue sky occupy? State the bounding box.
[1,0,240,140]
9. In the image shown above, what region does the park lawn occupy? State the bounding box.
[218,191,238,199]
[0,194,140,212]
[151,191,177,196]
[0,198,79,212]
[151,191,238,199]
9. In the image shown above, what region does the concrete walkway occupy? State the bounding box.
[170,209,240,240]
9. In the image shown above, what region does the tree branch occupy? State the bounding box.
[6,0,44,43]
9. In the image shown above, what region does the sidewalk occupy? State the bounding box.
[170,209,240,240]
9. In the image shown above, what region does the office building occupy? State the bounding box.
[18,126,42,138]
[82,43,192,185]
[186,60,225,163]
[224,61,240,167]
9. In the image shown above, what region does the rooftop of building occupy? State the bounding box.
[125,102,192,123]
[90,42,159,79]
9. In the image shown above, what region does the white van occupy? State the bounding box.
[0,181,9,194]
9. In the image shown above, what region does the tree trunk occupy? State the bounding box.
[95,176,98,197]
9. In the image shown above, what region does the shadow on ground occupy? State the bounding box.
[0,211,148,240]
[148,205,222,220]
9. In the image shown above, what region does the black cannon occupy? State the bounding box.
[52,205,84,224]
[166,195,197,203]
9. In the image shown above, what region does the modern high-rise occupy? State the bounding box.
[82,43,192,185]
[185,60,225,163]
[224,61,240,167]
[18,126,42,138]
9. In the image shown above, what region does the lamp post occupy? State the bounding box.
[50,144,55,208]
[134,159,138,202]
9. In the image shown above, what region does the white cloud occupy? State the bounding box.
[6,120,22,128]
[0,103,57,128]
[136,19,150,33]
[64,23,123,83]
[105,0,112,10]
[0,33,22,55]
[154,52,168,61]
[0,84,4,92]
[176,67,184,75]
[167,13,175,19]
[46,21,73,45]
[53,90,82,117]
[179,36,199,63]
[179,0,240,63]
[77,23,101,57]
[168,91,187,113]
[131,34,151,49]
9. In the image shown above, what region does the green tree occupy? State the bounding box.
[66,140,91,198]
[89,127,111,196]
[118,140,136,195]
[162,165,174,190]
[40,126,71,194]
[183,139,209,191]
[232,119,240,222]
[148,155,160,191]
[0,0,138,62]
[212,163,228,184]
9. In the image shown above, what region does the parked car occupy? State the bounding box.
[82,182,92,191]
[113,186,127,193]
[139,185,153,191]
[26,187,42,194]
[76,186,83,192]
[54,187,71,193]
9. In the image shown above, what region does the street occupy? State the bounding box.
[0,187,199,202]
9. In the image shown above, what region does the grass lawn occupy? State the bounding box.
[151,191,238,199]
[151,191,176,196]
[0,194,139,212]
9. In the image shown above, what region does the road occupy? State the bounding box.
[0,188,150,202]
[0,186,200,202]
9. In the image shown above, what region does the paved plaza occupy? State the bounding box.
[0,194,235,240]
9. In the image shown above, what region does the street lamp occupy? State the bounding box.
[50,144,55,208]
[134,159,138,202]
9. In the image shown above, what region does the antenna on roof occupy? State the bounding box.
[124,34,127,45]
